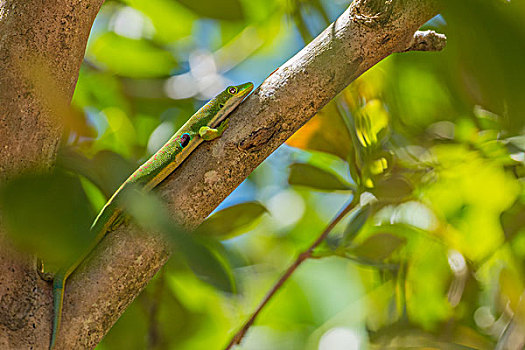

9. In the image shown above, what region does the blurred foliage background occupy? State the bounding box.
[2,0,525,349]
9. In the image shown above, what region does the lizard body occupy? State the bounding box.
[48,82,253,349]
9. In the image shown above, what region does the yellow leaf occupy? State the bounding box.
[287,101,352,160]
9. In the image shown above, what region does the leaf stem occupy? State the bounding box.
[224,195,360,349]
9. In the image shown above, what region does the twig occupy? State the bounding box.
[401,30,447,52]
[224,195,360,350]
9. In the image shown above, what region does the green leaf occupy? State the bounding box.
[122,190,236,293]
[73,68,129,113]
[89,32,177,78]
[288,163,354,191]
[371,175,413,201]
[0,171,94,267]
[92,150,136,197]
[501,199,525,241]
[506,136,525,152]
[176,0,244,21]
[98,294,148,349]
[348,233,406,261]
[179,236,236,293]
[123,0,196,43]
[343,205,371,244]
[56,147,102,192]
[57,148,135,199]
[196,202,267,240]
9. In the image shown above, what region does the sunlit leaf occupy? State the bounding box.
[348,233,405,261]
[354,99,389,148]
[288,163,354,191]
[287,101,352,160]
[89,32,177,78]
[177,0,244,21]
[124,0,196,42]
[499,267,524,313]
[79,176,107,214]
[196,202,267,239]
[73,67,129,113]
[423,144,519,261]
[100,107,138,150]
[406,240,453,329]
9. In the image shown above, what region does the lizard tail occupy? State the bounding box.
[50,276,65,349]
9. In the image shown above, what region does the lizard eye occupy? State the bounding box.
[180,133,191,148]
[219,103,225,108]
[228,86,237,94]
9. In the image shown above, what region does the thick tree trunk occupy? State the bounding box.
[0,1,104,349]
[0,0,439,348]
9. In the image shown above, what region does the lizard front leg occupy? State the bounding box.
[199,118,229,141]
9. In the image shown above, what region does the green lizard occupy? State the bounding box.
[45,82,254,349]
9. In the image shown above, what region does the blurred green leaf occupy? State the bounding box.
[79,176,107,214]
[288,163,354,191]
[406,239,453,329]
[443,0,525,134]
[498,267,524,313]
[98,292,148,349]
[354,99,389,149]
[124,0,196,43]
[179,237,236,293]
[348,233,405,261]
[90,32,177,78]
[73,67,129,113]
[501,199,525,241]
[57,148,135,199]
[92,150,136,196]
[122,190,236,293]
[369,321,494,350]
[287,102,353,160]
[371,175,413,201]
[177,0,244,21]
[506,136,525,152]
[146,275,195,348]
[196,202,267,239]
[16,0,525,346]
[473,105,500,131]
[343,205,371,244]
[0,171,94,267]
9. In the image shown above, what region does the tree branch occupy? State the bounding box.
[57,0,442,348]
[224,197,360,349]
[0,0,444,348]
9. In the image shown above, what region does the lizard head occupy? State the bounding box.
[212,82,254,125]
[219,82,253,106]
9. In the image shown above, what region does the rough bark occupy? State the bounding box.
[0,0,440,348]
[0,1,104,349]
[57,0,440,348]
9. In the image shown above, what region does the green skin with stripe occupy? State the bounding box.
[48,82,254,349]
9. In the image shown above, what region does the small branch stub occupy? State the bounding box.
[402,30,447,52]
